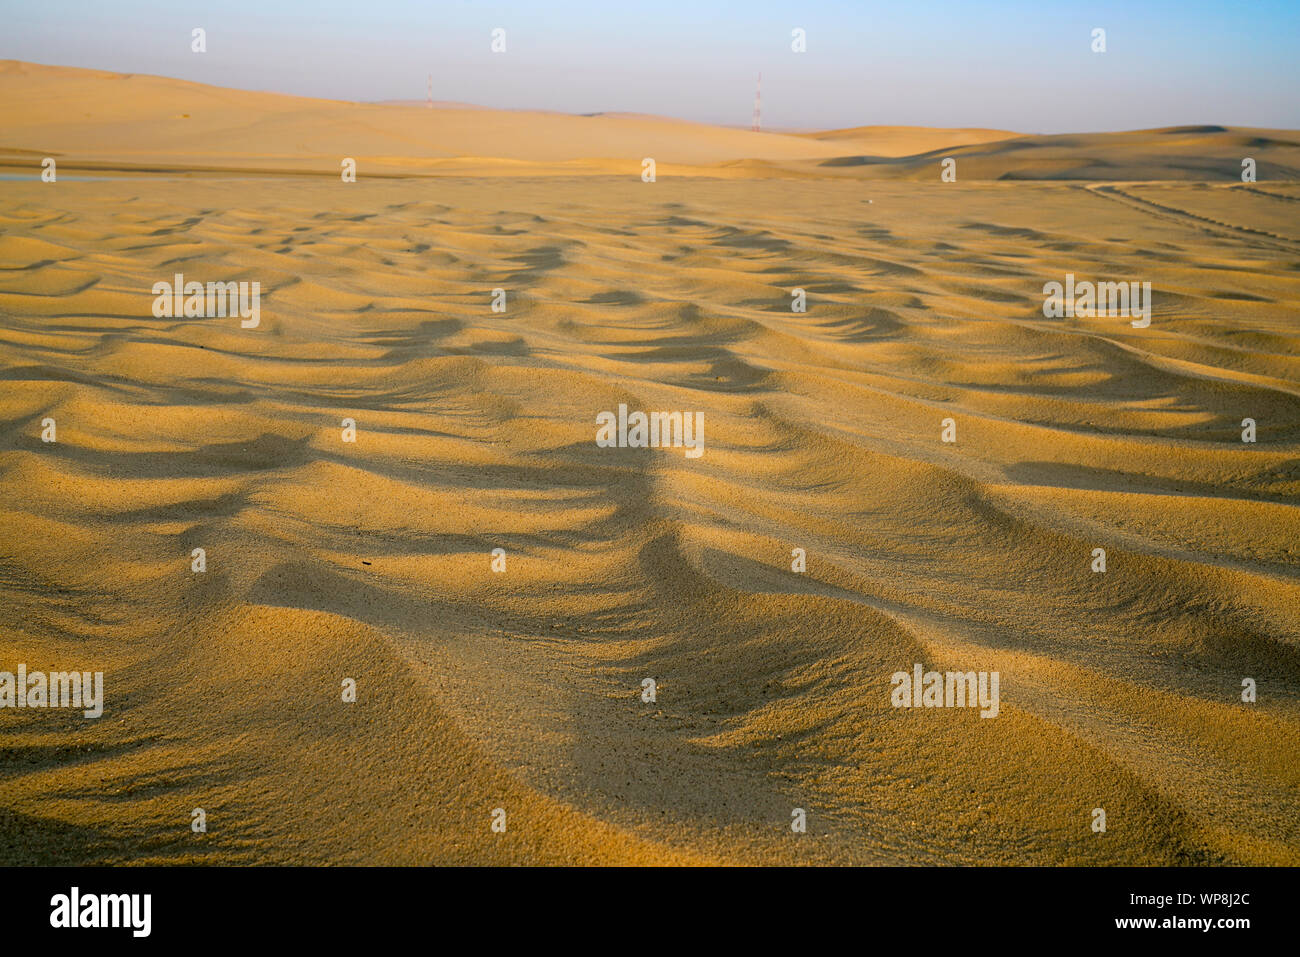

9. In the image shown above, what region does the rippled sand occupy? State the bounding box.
[1,62,1298,865]
[1,174,1297,865]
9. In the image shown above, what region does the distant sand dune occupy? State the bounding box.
[4,61,1298,181]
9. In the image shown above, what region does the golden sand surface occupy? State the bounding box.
[0,63,1298,865]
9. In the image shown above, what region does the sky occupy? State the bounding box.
[3,0,1297,132]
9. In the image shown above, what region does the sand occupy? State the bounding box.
[1,62,1298,865]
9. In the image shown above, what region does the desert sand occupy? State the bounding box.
[1,61,1298,865]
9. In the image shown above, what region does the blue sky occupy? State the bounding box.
[4,1,1297,131]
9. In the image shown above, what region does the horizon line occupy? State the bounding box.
[5,58,1298,139]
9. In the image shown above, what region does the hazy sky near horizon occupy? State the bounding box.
[4,1,1297,132]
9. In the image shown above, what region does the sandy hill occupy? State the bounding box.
[796,125,1018,157]
[813,126,1300,181]
[3,60,1296,180]
[0,60,843,176]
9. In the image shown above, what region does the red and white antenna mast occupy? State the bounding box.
[751,72,762,132]
[427,74,433,109]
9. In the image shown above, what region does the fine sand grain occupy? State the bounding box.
[1,63,1297,865]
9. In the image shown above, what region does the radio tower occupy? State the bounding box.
[751,72,762,132]
[427,74,433,109]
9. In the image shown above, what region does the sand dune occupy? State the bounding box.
[0,60,847,177]
[5,61,1298,182]
[795,125,1019,157]
[0,63,1298,865]
[815,127,1300,182]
